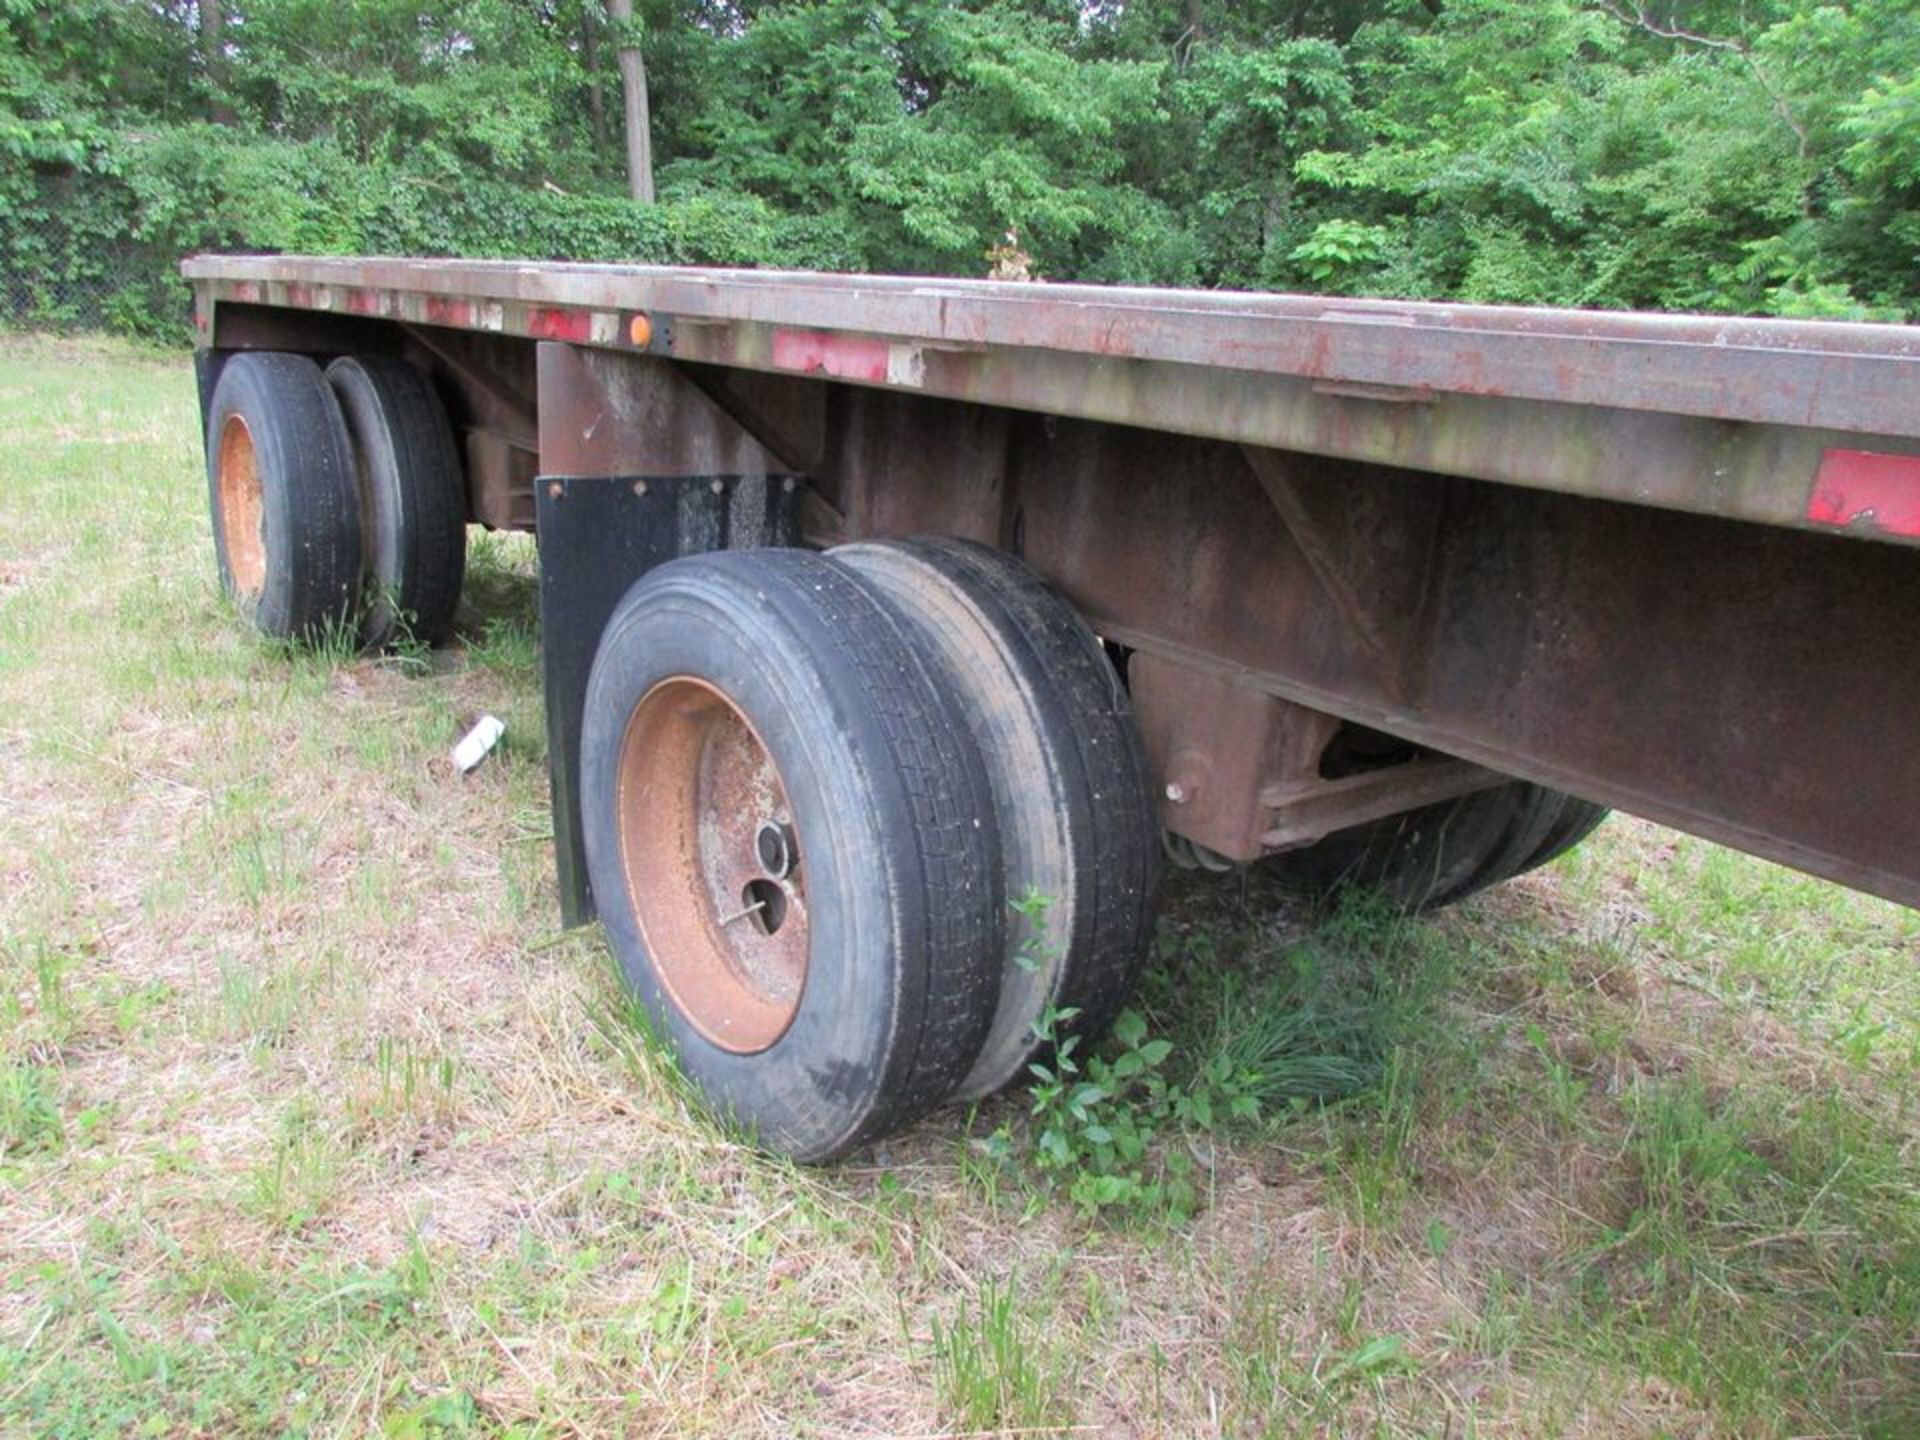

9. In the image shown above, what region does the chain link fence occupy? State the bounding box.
[1,248,193,338]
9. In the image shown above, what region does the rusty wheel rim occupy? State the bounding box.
[616,678,810,1053]
[216,413,267,599]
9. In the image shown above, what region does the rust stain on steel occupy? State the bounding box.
[664,313,1920,550]
[182,255,1920,441]
[535,344,781,480]
[1257,759,1502,851]
[798,389,1920,908]
[215,413,266,598]
[1243,444,1414,701]
[188,259,1920,545]
[1043,430,1920,907]
[1130,655,1342,860]
[616,678,808,1054]
[1131,647,1499,860]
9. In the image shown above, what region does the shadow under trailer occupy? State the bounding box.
[182,255,1920,1161]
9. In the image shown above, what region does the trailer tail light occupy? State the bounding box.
[1807,449,1920,539]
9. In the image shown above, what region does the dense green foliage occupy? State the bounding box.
[4,0,1916,336]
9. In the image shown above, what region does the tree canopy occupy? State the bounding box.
[4,0,1916,336]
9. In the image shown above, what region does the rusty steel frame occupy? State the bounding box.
[1128,655,1503,860]
[186,256,1920,549]
[784,385,1920,907]
[182,260,1920,911]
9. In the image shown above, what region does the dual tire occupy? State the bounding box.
[1262,781,1609,910]
[205,351,466,647]
[577,540,1601,1160]
[579,541,1162,1161]
[205,352,1603,1161]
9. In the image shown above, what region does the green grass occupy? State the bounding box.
[1,333,1917,1437]
[930,1276,1075,1431]
[0,1059,64,1156]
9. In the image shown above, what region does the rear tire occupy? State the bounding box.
[1262,781,1610,911]
[833,538,1161,1097]
[579,549,1003,1161]
[1523,796,1611,874]
[205,352,360,641]
[325,356,467,648]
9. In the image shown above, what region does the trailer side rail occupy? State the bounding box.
[185,256,1920,549]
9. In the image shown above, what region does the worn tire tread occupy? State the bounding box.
[833,537,1161,1097]
[325,355,466,647]
[582,549,1000,1159]
[205,351,360,641]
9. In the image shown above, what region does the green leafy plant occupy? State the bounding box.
[1288,218,1390,283]
[1023,1001,1194,1221]
[996,892,1262,1224]
[10,0,1916,337]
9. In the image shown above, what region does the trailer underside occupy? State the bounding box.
[187,260,1920,912]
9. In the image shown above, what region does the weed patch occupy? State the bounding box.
[0,1058,63,1155]
[930,1276,1075,1433]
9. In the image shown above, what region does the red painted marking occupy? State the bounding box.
[286,283,313,308]
[1806,449,1920,539]
[424,295,474,328]
[772,328,890,383]
[231,282,260,305]
[528,306,593,342]
[345,288,382,316]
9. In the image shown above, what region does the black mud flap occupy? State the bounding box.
[536,473,799,927]
[194,349,235,439]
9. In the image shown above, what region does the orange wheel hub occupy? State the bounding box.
[615,678,809,1053]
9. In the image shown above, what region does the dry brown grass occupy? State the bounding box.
[2,336,1917,1439]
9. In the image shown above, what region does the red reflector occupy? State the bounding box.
[772,329,891,383]
[424,296,473,328]
[1806,449,1920,539]
[529,307,593,342]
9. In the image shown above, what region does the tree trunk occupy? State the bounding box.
[202,0,232,123]
[581,5,609,160]
[605,0,655,205]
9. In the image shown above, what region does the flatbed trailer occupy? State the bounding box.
[182,254,1920,1159]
